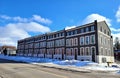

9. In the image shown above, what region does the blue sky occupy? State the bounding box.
[0,0,120,46]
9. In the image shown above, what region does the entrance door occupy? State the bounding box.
[92,47,95,62]
[74,49,77,60]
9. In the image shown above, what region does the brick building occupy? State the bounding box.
[17,20,114,63]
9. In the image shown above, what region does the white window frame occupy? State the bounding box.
[80,36,84,45]
[90,35,95,44]
[91,26,94,31]
[85,36,90,45]
[85,27,89,32]
[80,47,84,56]
[85,47,90,55]
[74,38,78,46]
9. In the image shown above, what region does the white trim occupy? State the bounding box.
[90,34,95,44]
[80,47,84,56]
[85,36,90,45]
[85,47,90,55]
[74,38,78,46]
[80,36,84,45]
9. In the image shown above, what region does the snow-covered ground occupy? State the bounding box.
[0,54,120,74]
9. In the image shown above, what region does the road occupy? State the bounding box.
[0,59,119,78]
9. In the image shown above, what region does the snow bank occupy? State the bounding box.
[117,70,120,74]
[53,60,97,66]
[0,55,57,63]
[0,54,120,74]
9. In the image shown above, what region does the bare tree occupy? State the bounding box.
[114,37,120,50]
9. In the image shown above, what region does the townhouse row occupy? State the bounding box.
[17,20,114,63]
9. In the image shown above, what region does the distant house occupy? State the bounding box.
[1,45,17,56]
[114,50,120,60]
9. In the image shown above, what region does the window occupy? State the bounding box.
[108,49,110,56]
[66,39,69,46]
[69,31,71,35]
[29,43,33,48]
[61,32,64,36]
[66,48,70,55]
[58,33,61,37]
[100,36,102,44]
[80,28,84,33]
[107,39,109,45]
[54,34,56,38]
[104,29,106,34]
[85,36,89,45]
[101,47,103,55]
[80,47,84,56]
[71,31,74,35]
[103,37,105,45]
[102,58,106,63]
[70,39,73,46]
[105,38,106,45]
[91,47,95,55]
[107,31,109,36]
[34,43,39,48]
[91,26,94,31]
[90,35,95,44]
[105,48,107,56]
[43,36,46,39]
[70,48,73,55]
[74,48,78,55]
[56,33,59,37]
[74,38,78,46]
[67,32,69,36]
[67,32,71,36]
[74,30,77,34]
[85,47,89,55]
[80,37,84,45]
[51,35,53,38]
[85,27,89,32]
[47,36,49,39]
[100,27,102,32]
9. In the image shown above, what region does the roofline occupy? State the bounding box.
[19,20,109,41]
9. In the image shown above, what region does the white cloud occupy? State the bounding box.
[0,22,51,46]
[82,14,112,26]
[0,15,28,22]
[65,26,76,30]
[0,15,51,46]
[116,6,120,22]
[0,15,11,20]
[0,24,30,46]
[13,22,51,33]
[32,15,52,24]
[110,27,120,32]
[0,14,52,24]
[0,38,18,47]
[0,24,30,39]
[13,16,28,22]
